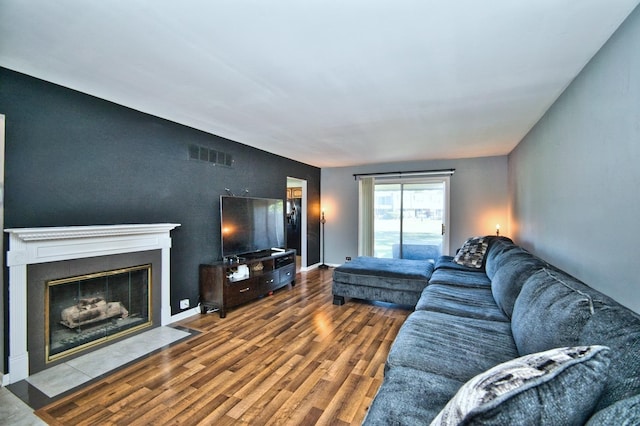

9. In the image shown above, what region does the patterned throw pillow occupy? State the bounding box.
[430,346,611,426]
[453,236,488,268]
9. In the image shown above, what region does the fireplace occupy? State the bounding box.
[5,223,180,384]
[46,264,152,362]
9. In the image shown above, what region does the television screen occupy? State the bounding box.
[220,196,285,258]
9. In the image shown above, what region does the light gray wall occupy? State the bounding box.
[509,6,640,312]
[321,156,508,265]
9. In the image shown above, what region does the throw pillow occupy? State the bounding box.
[453,236,488,269]
[430,345,611,426]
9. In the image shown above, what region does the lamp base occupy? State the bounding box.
[318,264,330,270]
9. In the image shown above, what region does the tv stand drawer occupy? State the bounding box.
[279,264,295,285]
[257,271,279,291]
[225,278,260,305]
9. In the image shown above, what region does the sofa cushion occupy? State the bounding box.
[572,297,640,412]
[512,267,640,411]
[387,310,519,382]
[490,253,546,318]
[484,237,519,279]
[512,268,599,355]
[453,236,488,268]
[428,268,491,288]
[362,366,464,426]
[416,284,509,322]
[430,345,611,426]
[586,394,640,425]
[485,246,528,281]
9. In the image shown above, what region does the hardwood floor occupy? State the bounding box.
[36,268,412,425]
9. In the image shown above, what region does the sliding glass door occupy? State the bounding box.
[373,179,448,260]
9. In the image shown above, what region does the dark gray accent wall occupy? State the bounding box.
[508,6,640,312]
[0,68,320,323]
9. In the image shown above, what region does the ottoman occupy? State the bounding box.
[332,256,435,307]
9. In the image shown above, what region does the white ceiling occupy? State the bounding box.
[1,1,638,168]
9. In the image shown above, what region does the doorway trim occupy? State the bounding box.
[1,114,5,384]
[286,177,308,269]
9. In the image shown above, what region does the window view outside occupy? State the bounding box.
[374,181,445,259]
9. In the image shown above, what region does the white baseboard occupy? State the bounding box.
[303,262,340,271]
[169,306,200,324]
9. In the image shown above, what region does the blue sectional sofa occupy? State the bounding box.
[337,237,640,425]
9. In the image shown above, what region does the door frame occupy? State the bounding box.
[286,177,307,269]
[1,114,5,382]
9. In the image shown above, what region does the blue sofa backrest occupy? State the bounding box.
[484,237,519,278]
[489,251,547,318]
[511,267,640,411]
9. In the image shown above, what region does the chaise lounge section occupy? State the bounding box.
[337,236,640,424]
[332,256,434,307]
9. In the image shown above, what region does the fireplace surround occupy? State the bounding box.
[5,223,180,384]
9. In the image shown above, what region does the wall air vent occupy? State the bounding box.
[189,144,234,167]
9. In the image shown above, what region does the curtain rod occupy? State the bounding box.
[353,168,455,180]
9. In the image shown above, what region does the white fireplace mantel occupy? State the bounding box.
[5,223,180,384]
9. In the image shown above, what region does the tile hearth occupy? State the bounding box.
[0,386,46,426]
[7,326,194,412]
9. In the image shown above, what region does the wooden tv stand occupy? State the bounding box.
[199,249,296,318]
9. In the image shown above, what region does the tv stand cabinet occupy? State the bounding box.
[199,249,296,318]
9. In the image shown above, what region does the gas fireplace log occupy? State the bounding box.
[60,297,129,329]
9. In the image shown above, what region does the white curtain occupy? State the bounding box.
[358,177,375,256]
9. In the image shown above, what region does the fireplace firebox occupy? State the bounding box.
[46,264,152,362]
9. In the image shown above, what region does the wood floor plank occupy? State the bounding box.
[35,268,412,425]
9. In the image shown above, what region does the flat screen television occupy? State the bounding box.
[220,196,285,259]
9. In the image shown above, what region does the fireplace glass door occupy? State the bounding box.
[46,264,152,362]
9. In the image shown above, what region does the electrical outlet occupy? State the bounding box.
[179,299,189,309]
[346,256,352,261]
